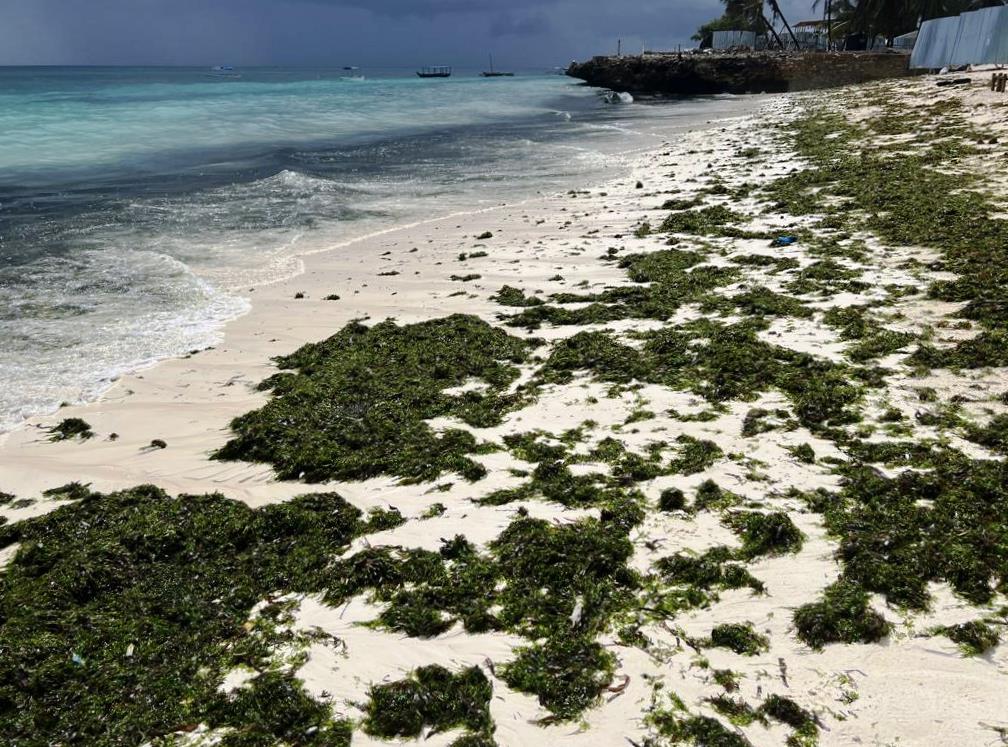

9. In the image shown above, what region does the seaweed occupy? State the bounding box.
[707,695,761,726]
[0,485,368,744]
[770,107,1008,370]
[491,285,544,307]
[500,250,738,329]
[789,443,816,464]
[822,305,915,363]
[323,515,639,721]
[658,487,686,512]
[792,580,890,649]
[934,620,1000,656]
[363,665,493,740]
[204,671,353,747]
[535,321,865,433]
[741,408,792,437]
[655,547,765,599]
[725,511,804,559]
[668,435,724,475]
[693,480,742,512]
[214,315,534,483]
[965,414,1008,455]
[648,702,752,747]
[47,417,93,442]
[659,205,745,236]
[498,636,615,721]
[707,622,769,656]
[825,459,1008,608]
[759,694,818,746]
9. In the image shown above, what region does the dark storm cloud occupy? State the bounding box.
[0,0,819,66]
[489,13,553,37]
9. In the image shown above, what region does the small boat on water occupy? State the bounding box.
[341,66,365,81]
[417,66,452,78]
[481,55,514,77]
[206,65,241,79]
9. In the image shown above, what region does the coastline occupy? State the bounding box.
[3,74,1008,746]
[0,95,763,502]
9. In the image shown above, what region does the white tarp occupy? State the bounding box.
[911,6,1008,68]
[712,30,757,49]
[911,16,961,68]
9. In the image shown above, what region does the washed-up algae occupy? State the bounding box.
[767,104,1008,369]
[645,687,819,747]
[323,513,640,721]
[214,315,535,483]
[535,320,867,434]
[823,458,1008,609]
[0,484,383,745]
[363,664,494,743]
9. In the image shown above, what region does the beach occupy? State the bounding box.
[2,72,1008,746]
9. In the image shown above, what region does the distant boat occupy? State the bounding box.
[417,66,452,78]
[207,65,241,79]
[481,55,514,78]
[341,66,365,81]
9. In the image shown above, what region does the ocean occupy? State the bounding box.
[0,66,750,431]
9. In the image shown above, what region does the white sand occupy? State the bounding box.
[3,74,1008,746]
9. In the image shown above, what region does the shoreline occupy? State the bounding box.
[0,95,764,496]
[0,91,758,439]
[3,75,1008,746]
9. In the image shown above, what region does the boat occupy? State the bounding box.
[341,66,365,81]
[206,65,241,79]
[481,55,514,78]
[417,66,452,78]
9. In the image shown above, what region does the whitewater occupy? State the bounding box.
[0,66,750,430]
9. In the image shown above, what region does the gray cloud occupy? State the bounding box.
[0,0,820,66]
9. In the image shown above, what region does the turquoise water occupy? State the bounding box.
[0,66,747,430]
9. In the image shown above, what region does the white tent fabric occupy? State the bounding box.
[911,6,1008,69]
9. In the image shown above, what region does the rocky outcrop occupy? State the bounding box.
[566,51,913,96]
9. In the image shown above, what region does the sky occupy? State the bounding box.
[0,0,820,68]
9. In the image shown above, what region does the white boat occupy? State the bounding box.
[207,65,241,79]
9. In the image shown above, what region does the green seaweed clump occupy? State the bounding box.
[215,315,534,483]
[0,485,367,744]
[660,205,745,236]
[325,514,640,721]
[363,665,494,742]
[759,694,818,746]
[708,622,769,656]
[659,487,686,512]
[205,670,353,747]
[647,694,752,747]
[934,620,1000,656]
[966,413,1008,455]
[499,636,615,722]
[668,435,723,475]
[47,417,94,441]
[491,285,544,307]
[726,511,804,559]
[654,546,765,607]
[792,580,890,649]
[825,459,1008,608]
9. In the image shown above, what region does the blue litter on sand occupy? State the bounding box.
[771,236,798,247]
